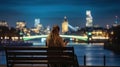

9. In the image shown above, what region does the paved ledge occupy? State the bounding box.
[80,65,120,67]
[0,65,117,67]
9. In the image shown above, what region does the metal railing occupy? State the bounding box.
[78,55,120,66]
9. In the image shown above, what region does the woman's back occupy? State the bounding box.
[46,25,67,47]
[46,34,64,47]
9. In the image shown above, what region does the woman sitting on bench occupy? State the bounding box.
[46,25,68,47]
[46,25,68,67]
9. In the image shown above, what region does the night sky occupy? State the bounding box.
[0,0,120,28]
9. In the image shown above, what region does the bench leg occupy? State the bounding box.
[74,55,79,67]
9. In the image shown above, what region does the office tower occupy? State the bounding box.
[113,16,119,27]
[86,10,93,27]
[34,18,40,27]
[34,18,42,30]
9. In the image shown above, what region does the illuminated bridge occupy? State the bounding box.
[23,35,88,41]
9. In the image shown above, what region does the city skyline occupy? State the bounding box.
[0,0,120,28]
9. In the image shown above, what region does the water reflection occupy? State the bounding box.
[31,40,120,66]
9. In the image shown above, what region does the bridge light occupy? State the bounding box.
[87,32,92,36]
[87,32,92,42]
[20,32,23,35]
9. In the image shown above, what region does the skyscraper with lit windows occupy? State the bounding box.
[34,18,43,30]
[34,18,40,27]
[86,10,93,27]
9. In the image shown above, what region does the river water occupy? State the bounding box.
[30,39,120,66]
[0,40,120,66]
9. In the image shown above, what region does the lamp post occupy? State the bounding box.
[87,32,92,44]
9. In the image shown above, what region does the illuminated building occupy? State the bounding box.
[16,21,26,30]
[34,18,40,27]
[34,18,40,28]
[0,21,8,27]
[106,24,110,29]
[29,18,44,35]
[86,10,93,27]
[31,28,40,34]
[91,27,109,39]
[62,16,69,34]
[113,16,119,27]
[115,16,118,24]
[16,21,30,36]
[34,18,43,30]
[44,26,50,34]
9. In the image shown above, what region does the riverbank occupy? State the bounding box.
[104,42,120,54]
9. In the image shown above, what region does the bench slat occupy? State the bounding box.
[5,46,74,50]
[8,57,73,60]
[7,52,74,56]
[8,61,74,64]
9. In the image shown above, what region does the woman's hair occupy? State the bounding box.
[50,25,60,45]
[51,25,60,34]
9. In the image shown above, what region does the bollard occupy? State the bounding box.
[84,55,86,66]
[103,55,106,66]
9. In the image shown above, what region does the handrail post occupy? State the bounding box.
[84,55,86,66]
[103,55,106,66]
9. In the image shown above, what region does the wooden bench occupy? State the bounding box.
[4,46,79,67]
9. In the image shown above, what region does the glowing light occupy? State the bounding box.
[111,31,114,35]
[88,32,92,35]
[92,36,109,39]
[23,35,88,41]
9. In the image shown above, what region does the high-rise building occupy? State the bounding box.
[62,16,69,34]
[86,10,93,27]
[34,18,40,27]
[34,18,43,30]
[113,16,119,27]
[115,16,118,24]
